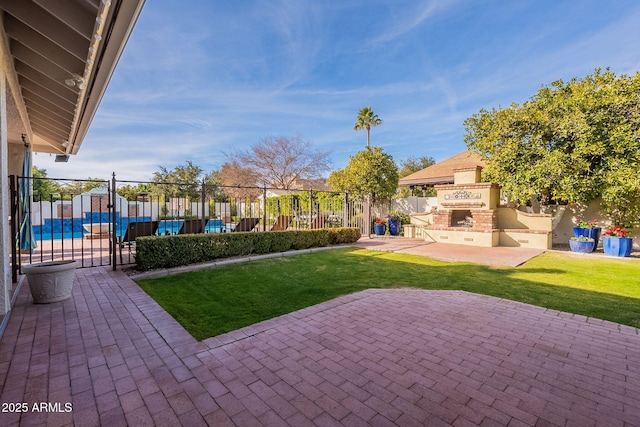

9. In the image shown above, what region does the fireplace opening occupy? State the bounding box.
[451,210,473,227]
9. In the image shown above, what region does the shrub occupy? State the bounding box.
[328,227,361,244]
[135,227,361,271]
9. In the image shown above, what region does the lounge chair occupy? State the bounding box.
[309,214,328,229]
[179,219,205,234]
[270,215,293,231]
[119,220,158,246]
[232,217,260,232]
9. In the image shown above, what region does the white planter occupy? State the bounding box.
[23,260,79,303]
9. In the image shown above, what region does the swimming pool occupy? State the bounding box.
[30,218,232,241]
[31,215,149,241]
[156,219,233,235]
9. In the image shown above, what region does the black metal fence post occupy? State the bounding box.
[262,187,267,231]
[308,189,313,228]
[111,173,117,270]
[9,175,18,281]
[201,179,206,231]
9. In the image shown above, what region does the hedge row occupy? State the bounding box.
[134,227,361,271]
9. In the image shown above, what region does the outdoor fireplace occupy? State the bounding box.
[430,167,500,230]
[451,210,472,227]
[405,156,553,249]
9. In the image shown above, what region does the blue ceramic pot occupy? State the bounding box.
[569,239,595,253]
[373,223,386,236]
[572,227,601,252]
[603,236,633,257]
[388,219,401,236]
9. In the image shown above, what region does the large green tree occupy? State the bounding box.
[354,107,382,148]
[465,68,640,225]
[327,146,398,202]
[152,161,203,200]
[32,167,62,201]
[117,183,153,201]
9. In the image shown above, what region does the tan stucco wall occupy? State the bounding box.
[422,229,499,247]
[549,202,605,246]
[436,183,500,210]
[496,208,552,231]
[499,231,552,249]
[453,168,481,184]
[549,201,640,250]
[8,143,23,176]
[409,212,433,226]
[404,224,429,239]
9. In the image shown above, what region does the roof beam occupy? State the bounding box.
[0,0,90,60]
[14,61,79,105]
[5,18,85,75]
[20,78,75,111]
[29,111,72,136]
[23,88,75,122]
[32,0,96,39]
[10,41,80,91]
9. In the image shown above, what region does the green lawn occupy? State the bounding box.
[136,248,640,341]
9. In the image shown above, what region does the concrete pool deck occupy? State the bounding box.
[2,257,640,425]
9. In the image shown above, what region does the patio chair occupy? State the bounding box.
[232,217,260,232]
[178,219,205,234]
[270,215,293,231]
[119,220,158,247]
[308,214,328,229]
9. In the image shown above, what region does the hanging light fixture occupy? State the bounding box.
[64,74,86,89]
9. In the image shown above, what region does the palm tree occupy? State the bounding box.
[354,106,382,148]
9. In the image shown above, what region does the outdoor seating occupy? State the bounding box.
[270,215,293,231]
[119,220,158,246]
[309,214,328,229]
[178,219,205,234]
[232,217,260,232]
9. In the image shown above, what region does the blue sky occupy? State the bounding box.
[34,0,640,182]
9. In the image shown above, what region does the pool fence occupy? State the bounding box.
[10,174,403,280]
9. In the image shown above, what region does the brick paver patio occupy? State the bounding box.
[1,265,640,426]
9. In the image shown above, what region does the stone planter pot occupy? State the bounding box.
[23,260,79,303]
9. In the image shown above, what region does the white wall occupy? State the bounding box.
[392,197,437,214]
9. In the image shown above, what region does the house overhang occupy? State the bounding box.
[0,0,145,155]
[398,176,454,187]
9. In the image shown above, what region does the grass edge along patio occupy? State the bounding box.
[136,247,640,341]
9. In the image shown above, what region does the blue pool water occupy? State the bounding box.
[31,217,230,240]
[32,213,148,241]
[156,219,232,235]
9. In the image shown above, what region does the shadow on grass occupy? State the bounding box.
[344,248,640,326]
[137,247,640,340]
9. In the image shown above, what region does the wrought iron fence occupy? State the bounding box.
[10,174,367,279]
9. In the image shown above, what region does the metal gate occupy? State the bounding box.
[10,175,114,282]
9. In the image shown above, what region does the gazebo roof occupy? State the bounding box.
[398,150,485,186]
